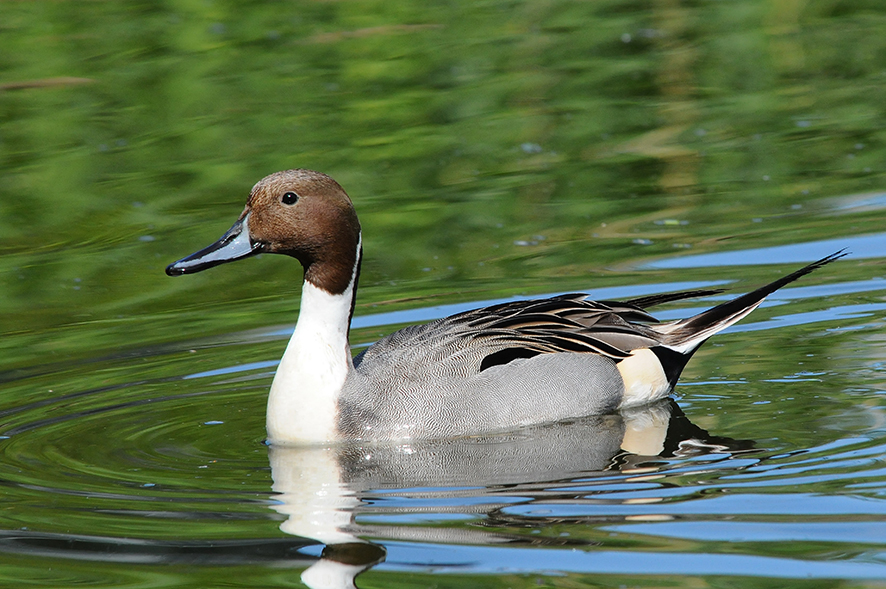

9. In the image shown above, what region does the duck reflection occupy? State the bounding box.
[269,399,753,589]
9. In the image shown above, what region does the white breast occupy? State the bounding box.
[266,280,355,444]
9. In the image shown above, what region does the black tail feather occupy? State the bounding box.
[675,250,848,334]
[624,288,726,310]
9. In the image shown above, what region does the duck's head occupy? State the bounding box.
[166,169,362,294]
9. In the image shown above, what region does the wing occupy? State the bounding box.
[439,294,665,371]
[355,289,721,374]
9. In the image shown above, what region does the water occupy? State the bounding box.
[2,1,886,587]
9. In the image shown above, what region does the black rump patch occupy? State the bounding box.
[650,346,691,388]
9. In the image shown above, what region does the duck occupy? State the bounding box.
[166,169,844,445]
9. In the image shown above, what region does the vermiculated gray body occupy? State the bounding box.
[338,303,625,440]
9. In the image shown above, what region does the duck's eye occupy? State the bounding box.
[281,192,299,205]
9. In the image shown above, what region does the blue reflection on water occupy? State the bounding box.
[604,520,886,543]
[379,540,886,579]
[644,232,886,269]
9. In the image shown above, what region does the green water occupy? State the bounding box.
[2,0,886,587]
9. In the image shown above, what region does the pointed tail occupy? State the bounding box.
[660,250,847,354]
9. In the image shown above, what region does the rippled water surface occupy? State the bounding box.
[2,1,886,587]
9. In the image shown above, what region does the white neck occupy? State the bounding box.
[267,237,361,444]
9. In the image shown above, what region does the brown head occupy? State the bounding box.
[166,169,362,295]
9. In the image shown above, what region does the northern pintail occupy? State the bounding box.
[167,169,843,445]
